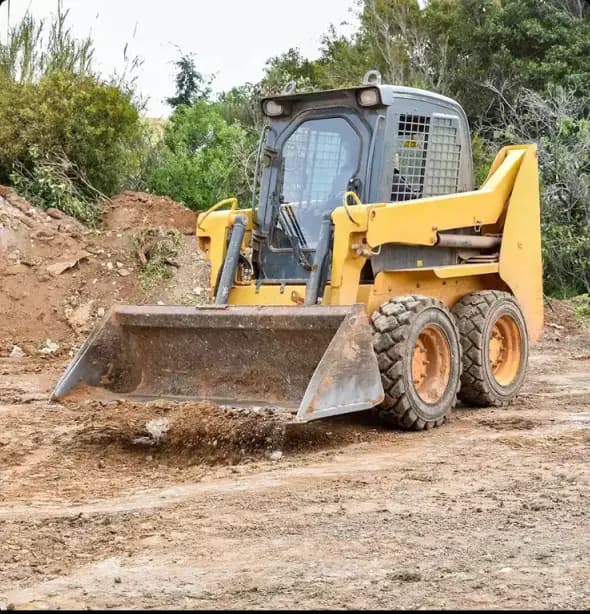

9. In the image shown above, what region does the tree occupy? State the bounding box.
[261,48,322,95]
[166,52,213,109]
[485,86,590,295]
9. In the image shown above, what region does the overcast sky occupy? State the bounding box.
[1,0,358,117]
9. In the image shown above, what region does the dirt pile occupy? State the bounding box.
[45,394,383,468]
[103,191,196,235]
[0,187,209,357]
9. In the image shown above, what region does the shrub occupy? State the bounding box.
[0,10,145,223]
[10,148,101,225]
[147,100,254,210]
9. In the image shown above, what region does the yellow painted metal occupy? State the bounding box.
[432,263,499,279]
[227,282,374,307]
[196,206,253,293]
[342,191,363,227]
[498,145,544,342]
[344,191,363,206]
[365,148,525,247]
[329,205,369,305]
[365,270,506,315]
[197,197,238,230]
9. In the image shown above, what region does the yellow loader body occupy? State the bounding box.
[198,145,542,341]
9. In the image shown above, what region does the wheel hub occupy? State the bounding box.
[411,325,451,404]
[489,315,522,386]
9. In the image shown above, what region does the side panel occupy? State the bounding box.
[366,148,524,248]
[498,145,544,342]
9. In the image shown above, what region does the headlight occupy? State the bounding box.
[263,100,285,117]
[358,87,381,107]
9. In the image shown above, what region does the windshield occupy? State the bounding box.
[272,117,361,251]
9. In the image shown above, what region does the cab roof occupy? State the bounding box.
[261,84,466,115]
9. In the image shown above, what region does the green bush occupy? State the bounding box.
[147,100,254,210]
[0,71,142,197]
[0,10,146,223]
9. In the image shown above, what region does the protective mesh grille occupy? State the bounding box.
[283,128,344,204]
[391,114,431,202]
[423,116,462,197]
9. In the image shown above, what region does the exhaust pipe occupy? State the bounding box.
[436,233,501,249]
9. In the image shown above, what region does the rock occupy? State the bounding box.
[46,252,90,276]
[145,417,170,443]
[9,345,26,359]
[116,261,124,268]
[67,301,94,333]
[133,418,170,446]
[98,459,106,469]
[46,207,64,219]
[106,262,114,270]
[97,307,106,318]
[117,269,131,277]
[547,322,565,330]
[40,340,59,354]
[268,450,283,461]
[32,228,56,241]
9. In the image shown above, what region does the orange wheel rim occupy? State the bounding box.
[411,325,451,404]
[489,315,521,386]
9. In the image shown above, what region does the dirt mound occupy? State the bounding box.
[544,296,582,335]
[0,187,208,357]
[66,399,383,467]
[103,191,196,235]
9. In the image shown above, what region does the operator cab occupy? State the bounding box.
[251,71,474,284]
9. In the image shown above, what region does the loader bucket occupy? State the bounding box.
[52,304,384,422]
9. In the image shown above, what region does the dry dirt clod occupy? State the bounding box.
[66,301,95,334]
[46,252,91,276]
[46,208,64,220]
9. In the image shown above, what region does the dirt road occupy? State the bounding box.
[1,321,589,609]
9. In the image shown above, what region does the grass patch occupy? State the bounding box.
[131,227,181,290]
[572,294,590,327]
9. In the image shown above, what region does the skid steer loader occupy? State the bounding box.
[53,71,543,430]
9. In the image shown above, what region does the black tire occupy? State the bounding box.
[452,291,529,407]
[371,295,462,430]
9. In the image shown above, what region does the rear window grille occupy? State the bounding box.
[423,116,462,197]
[391,114,431,202]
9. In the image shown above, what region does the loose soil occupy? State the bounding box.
[0,187,209,357]
[0,304,588,609]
